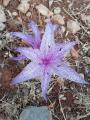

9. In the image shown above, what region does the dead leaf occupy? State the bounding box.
[48,101,55,109]
[70,48,78,59]
[3,0,11,6]
[1,67,12,86]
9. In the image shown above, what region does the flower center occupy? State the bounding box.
[41,57,51,66]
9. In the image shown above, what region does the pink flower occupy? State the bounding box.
[11,22,87,100]
[10,21,41,60]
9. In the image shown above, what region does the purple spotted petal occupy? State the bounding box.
[10,32,34,47]
[41,72,50,100]
[55,64,87,84]
[28,21,41,48]
[11,62,41,85]
[40,22,58,53]
[60,41,77,56]
[10,55,28,61]
[16,47,40,61]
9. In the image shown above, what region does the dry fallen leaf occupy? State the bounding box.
[3,0,11,6]
[48,101,55,109]
[70,48,78,59]
[36,4,53,17]
[1,67,12,86]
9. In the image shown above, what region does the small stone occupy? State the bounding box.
[17,2,29,13]
[20,106,52,120]
[67,20,80,34]
[49,0,53,7]
[26,12,31,17]
[3,0,11,6]
[52,14,65,25]
[36,4,53,17]
[81,14,86,21]
[53,7,61,14]
[12,11,18,16]
[0,5,6,22]
[81,14,90,27]
[6,32,11,40]
[0,22,5,31]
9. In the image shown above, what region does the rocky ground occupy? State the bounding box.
[0,0,90,120]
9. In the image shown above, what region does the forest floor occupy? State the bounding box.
[0,0,90,120]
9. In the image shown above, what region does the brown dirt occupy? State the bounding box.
[0,0,90,120]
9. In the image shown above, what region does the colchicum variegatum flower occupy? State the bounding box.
[11,21,87,100]
[10,21,41,60]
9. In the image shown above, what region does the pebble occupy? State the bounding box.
[0,22,6,31]
[0,5,6,22]
[67,20,80,34]
[17,0,30,13]
[26,12,31,17]
[81,14,90,27]
[36,4,53,17]
[20,106,52,120]
[12,11,18,16]
[52,14,65,25]
[3,0,11,6]
[53,7,61,14]
[49,0,53,7]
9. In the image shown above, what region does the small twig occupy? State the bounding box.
[63,7,75,20]
[77,112,90,120]
[59,99,67,120]
[77,3,90,14]
[62,7,89,35]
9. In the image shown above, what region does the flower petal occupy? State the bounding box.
[11,62,41,85]
[60,41,77,56]
[41,72,51,100]
[40,22,58,53]
[10,55,28,61]
[28,21,41,48]
[55,64,87,84]
[16,47,40,62]
[10,32,34,47]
